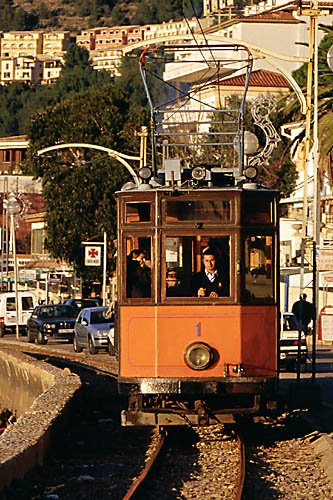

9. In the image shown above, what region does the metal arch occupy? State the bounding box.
[122,33,307,114]
[37,143,140,185]
[248,95,281,168]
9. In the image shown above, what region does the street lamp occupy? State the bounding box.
[7,193,20,340]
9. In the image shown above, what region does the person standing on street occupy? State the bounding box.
[292,293,314,332]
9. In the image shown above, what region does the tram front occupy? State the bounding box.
[116,181,279,426]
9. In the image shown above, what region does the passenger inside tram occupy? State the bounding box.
[191,247,229,298]
[126,245,151,298]
[165,236,230,298]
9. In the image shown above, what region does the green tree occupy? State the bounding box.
[22,83,142,276]
[0,44,112,137]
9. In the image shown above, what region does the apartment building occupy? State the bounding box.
[80,19,202,76]
[91,49,122,76]
[0,136,29,173]
[0,56,43,84]
[41,56,63,84]
[1,31,43,58]
[76,28,102,51]
[0,30,70,85]
[42,31,70,56]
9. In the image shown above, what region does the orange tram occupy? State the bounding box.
[116,184,280,426]
[115,43,280,426]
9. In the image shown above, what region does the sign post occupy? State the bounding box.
[82,233,107,306]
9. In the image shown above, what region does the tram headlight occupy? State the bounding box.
[139,166,152,182]
[192,166,206,181]
[184,342,213,370]
[244,165,258,181]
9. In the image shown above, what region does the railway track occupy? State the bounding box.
[1,339,331,499]
[122,424,246,500]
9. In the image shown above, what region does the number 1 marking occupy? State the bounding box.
[196,322,201,337]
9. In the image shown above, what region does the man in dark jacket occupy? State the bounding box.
[191,247,229,297]
[292,293,314,331]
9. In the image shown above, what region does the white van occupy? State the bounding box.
[0,291,38,337]
[280,312,308,372]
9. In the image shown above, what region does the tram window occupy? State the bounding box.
[244,198,273,224]
[244,236,274,301]
[165,236,230,298]
[125,237,151,299]
[165,200,231,222]
[125,202,151,223]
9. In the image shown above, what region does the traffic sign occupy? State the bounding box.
[318,306,333,342]
[317,248,333,271]
[49,273,62,282]
[85,246,101,266]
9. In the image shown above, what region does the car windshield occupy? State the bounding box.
[73,300,98,309]
[90,310,112,325]
[40,305,76,319]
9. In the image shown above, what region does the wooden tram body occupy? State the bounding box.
[116,187,280,426]
[116,41,280,426]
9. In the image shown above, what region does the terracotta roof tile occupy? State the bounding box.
[240,10,298,21]
[218,69,290,88]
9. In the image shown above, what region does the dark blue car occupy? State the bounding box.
[27,304,77,345]
[64,298,100,315]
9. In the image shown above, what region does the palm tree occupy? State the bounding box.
[279,24,333,185]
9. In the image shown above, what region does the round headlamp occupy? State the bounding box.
[139,166,152,182]
[244,165,258,181]
[184,342,213,370]
[192,166,206,181]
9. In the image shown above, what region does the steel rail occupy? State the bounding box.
[122,426,166,500]
[235,433,246,500]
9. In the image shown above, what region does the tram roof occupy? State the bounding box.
[117,183,278,195]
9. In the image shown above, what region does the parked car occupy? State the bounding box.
[73,306,114,355]
[0,291,38,337]
[280,312,308,372]
[64,298,100,315]
[27,304,77,345]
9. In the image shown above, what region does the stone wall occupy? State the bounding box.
[0,347,81,491]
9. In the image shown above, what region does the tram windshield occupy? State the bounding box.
[244,235,274,301]
[165,236,230,298]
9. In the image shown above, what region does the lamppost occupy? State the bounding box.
[7,193,20,340]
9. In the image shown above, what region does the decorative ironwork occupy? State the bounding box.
[247,96,280,168]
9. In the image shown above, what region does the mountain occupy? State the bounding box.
[7,0,200,32]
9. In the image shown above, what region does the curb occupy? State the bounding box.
[312,433,333,491]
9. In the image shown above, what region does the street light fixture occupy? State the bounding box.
[7,193,20,340]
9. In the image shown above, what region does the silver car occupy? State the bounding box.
[73,307,114,355]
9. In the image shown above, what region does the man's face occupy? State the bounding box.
[203,254,216,273]
[137,253,145,265]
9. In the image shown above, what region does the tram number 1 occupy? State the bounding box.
[196,322,201,337]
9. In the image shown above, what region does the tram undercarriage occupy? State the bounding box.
[120,377,278,426]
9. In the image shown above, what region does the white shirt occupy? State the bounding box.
[205,269,218,282]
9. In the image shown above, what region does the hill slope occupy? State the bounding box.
[8,0,198,32]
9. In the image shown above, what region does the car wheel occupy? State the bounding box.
[0,326,4,338]
[88,336,97,355]
[27,329,35,344]
[37,331,47,345]
[73,336,83,353]
[108,341,115,356]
